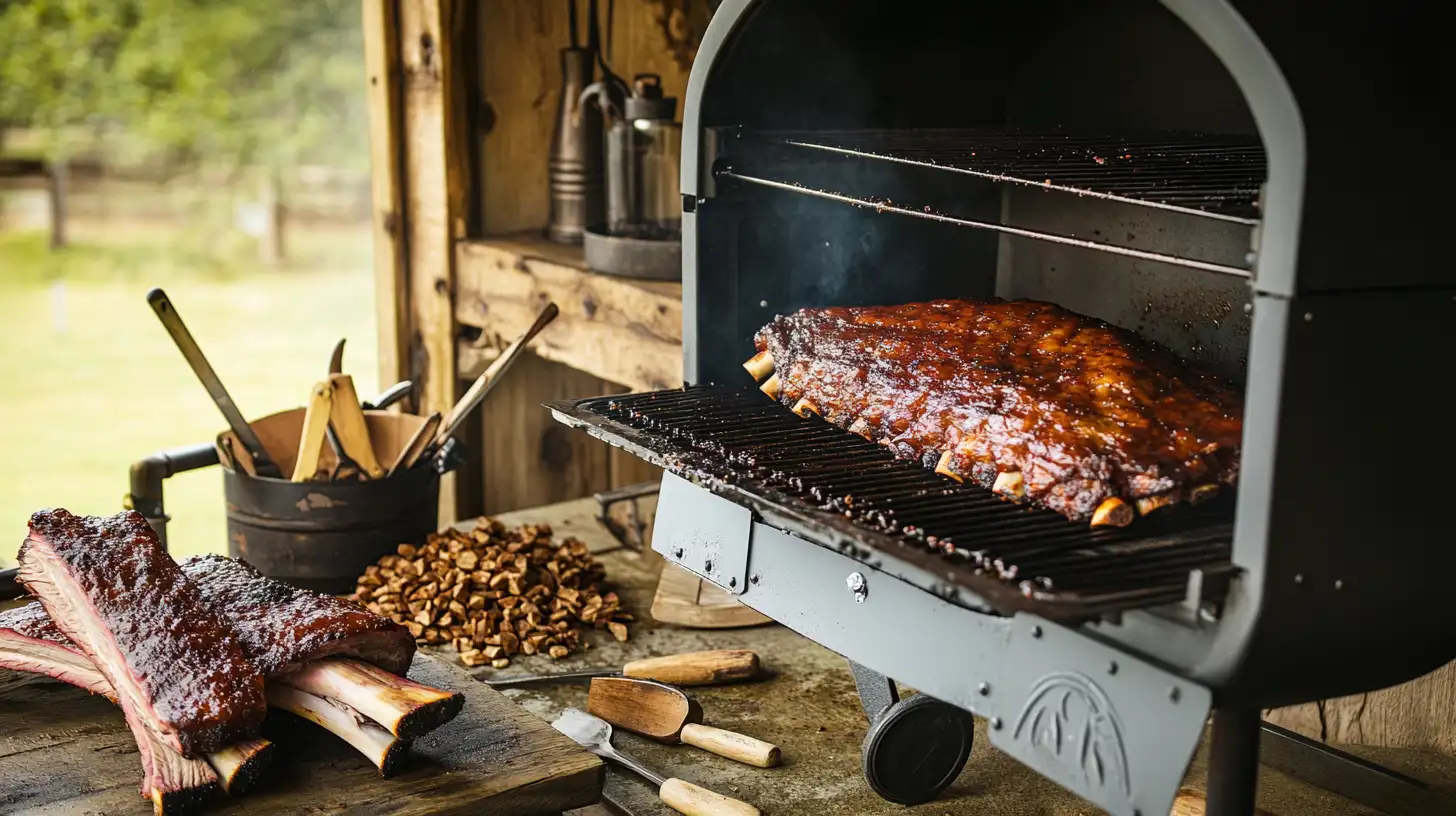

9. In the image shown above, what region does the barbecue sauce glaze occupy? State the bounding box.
[755,299,1242,522]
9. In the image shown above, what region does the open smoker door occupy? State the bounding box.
[651,471,1212,816]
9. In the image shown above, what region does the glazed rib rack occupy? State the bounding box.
[552,385,1237,621]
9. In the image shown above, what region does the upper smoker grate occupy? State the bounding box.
[553,385,1239,621]
[763,129,1267,222]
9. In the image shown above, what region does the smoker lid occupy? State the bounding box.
[625,74,678,121]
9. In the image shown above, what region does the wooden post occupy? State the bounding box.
[366,0,475,522]
[362,0,410,392]
[47,159,69,250]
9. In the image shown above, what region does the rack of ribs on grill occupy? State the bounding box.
[180,554,464,774]
[0,602,275,797]
[16,509,269,811]
[745,298,1243,527]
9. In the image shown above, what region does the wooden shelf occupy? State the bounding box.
[455,232,683,392]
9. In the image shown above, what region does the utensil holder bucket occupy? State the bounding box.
[126,408,457,595]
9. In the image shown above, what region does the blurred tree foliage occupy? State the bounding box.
[0,0,367,173]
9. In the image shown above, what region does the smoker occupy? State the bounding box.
[547,2,1455,814]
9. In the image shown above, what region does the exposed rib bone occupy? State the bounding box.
[1136,493,1178,516]
[992,471,1025,499]
[1189,484,1220,505]
[759,373,780,398]
[790,397,819,418]
[1090,497,1134,528]
[267,684,409,777]
[280,658,463,741]
[743,351,775,381]
[934,451,963,482]
[205,738,275,796]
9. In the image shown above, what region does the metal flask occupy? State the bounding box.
[579,74,683,280]
[546,46,605,245]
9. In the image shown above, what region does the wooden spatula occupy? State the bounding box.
[327,373,385,479]
[588,677,781,768]
[292,381,334,482]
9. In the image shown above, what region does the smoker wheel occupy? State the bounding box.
[861,692,976,805]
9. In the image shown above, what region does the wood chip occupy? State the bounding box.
[491,658,511,669]
[352,520,629,663]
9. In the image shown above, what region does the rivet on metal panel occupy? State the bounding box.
[1108,661,1119,675]
[1294,573,1305,585]
[1303,311,1314,322]
[977,682,990,696]
[990,717,1003,730]
[1169,687,1182,703]
[759,299,768,308]
[1244,302,1253,314]
[1334,579,1344,590]
[1031,625,1043,638]
[846,572,868,603]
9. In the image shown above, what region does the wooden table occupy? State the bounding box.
[0,652,602,815]
[480,499,1456,816]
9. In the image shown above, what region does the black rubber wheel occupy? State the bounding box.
[861,693,975,805]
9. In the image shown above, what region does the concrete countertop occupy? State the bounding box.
[466,499,1455,816]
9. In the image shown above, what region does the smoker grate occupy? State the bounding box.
[550,385,1238,621]
[764,129,1266,222]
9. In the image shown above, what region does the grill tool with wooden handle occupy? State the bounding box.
[480,649,760,688]
[552,707,760,816]
[588,676,782,768]
[147,288,283,478]
[431,302,560,453]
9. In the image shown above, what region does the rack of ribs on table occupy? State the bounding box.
[5,509,467,812]
[745,298,1243,527]
[180,554,464,774]
[15,509,269,812]
[0,601,275,797]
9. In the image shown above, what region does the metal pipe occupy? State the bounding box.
[0,568,18,601]
[127,443,221,549]
[1207,707,1262,816]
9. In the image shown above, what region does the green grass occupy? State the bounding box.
[0,222,378,567]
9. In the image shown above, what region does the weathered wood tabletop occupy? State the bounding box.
[479,499,1456,816]
[0,652,602,815]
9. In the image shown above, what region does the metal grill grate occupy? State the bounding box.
[763,129,1267,222]
[551,385,1238,621]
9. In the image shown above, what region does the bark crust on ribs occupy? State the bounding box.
[755,299,1242,523]
[17,510,267,759]
[180,554,415,676]
[180,554,461,756]
[0,602,274,798]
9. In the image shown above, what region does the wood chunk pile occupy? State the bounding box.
[350,518,631,668]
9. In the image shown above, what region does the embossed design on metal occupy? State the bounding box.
[1012,671,1131,800]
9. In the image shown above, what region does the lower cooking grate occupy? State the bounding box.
[551,385,1239,621]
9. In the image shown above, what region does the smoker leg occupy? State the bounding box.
[847,660,974,806]
[1207,707,1262,816]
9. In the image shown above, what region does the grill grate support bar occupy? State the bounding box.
[764,129,1266,221]
[718,170,1254,278]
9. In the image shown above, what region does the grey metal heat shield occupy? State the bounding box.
[548,402,1214,816]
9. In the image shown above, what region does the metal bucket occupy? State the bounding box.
[125,408,460,595]
[221,460,440,594]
